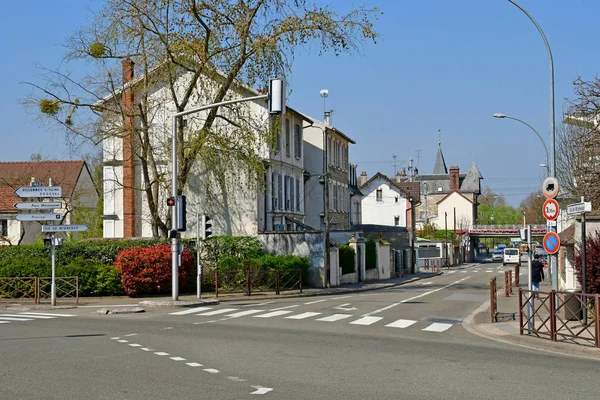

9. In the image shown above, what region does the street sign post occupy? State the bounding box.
[542,199,559,221]
[16,213,62,222]
[566,202,592,215]
[14,186,62,198]
[543,232,560,254]
[42,224,88,233]
[14,202,62,210]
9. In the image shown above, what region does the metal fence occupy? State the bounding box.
[519,289,600,348]
[0,276,79,304]
[215,269,302,297]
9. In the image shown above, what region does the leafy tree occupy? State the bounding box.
[519,190,546,225]
[24,0,381,238]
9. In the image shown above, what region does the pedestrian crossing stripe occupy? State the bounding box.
[285,312,321,320]
[316,314,352,322]
[385,319,417,328]
[254,310,293,318]
[350,316,383,326]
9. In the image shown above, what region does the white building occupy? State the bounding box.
[358,172,409,227]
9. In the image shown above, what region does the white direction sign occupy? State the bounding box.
[16,213,62,222]
[14,186,62,198]
[14,202,62,210]
[567,202,592,215]
[42,224,88,233]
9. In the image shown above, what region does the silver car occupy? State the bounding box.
[492,251,503,262]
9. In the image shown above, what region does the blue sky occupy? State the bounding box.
[1,0,598,207]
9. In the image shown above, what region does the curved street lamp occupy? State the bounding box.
[493,113,549,176]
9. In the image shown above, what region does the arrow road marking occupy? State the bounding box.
[334,303,357,311]
[250,386,273,395]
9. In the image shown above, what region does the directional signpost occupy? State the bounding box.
[42,225,88,233]
[14,202,62,210]
[567,198,592,317]
[16,213,62,222]
[13,186,62,198]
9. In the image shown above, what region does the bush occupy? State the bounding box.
[366,239,377,270]
[339,245,356,275]
[114,244,193,297]
[575,232,600,294]
[214,253,310,286]
[200,236,264,269]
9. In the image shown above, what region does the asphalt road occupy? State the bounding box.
[2,262,599,399]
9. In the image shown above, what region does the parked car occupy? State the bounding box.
[503,247,521,266]
[492,251,503,262]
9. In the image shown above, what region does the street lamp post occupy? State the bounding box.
[506,0,558,291]
[169,78,286,300]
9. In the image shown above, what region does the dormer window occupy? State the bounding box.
[376,189,383,202]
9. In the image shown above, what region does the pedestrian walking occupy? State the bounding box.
[531,254,545,292]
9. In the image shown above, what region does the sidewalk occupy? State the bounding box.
[466,275,600,359]
[2,271,442,310]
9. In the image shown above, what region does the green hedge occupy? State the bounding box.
[366,239,377,270]
[339,245,356,275]
[216,254,310,284]
[200,236,264,269]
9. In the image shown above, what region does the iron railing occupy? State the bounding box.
[0,276,79,304]
[519,289,600,348]
[215,269,302,297]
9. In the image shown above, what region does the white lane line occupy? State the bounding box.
[253,310,293,318]
[169,307,213,315]
[385,319,417,329]
[250,386,273,395]
[420,282,432,285]
[0,316,33,321]
[227,376,247,382]
[79,304,134,308]
[196,308,238,316]
[304,299,328,305]
[461,271,468,273]
[316,314,353,322]
[269,305,298,311]
[350,316,383,326]
[422,323,453,332]
[186,362,203,367]
[128,344,142,347]
[141,348,155,352]
[447,271,457,274]
[364,277,470,316]
[203,368,220,374]
[124,333,138,337]
[224,310,265,318]
[242,301,274,307]
[0,321,10,324]
[117,340,129,343]
[332,295,352,300]
[0,314,55,319]
[20,312,75,317]
[110,337,120,340]
[194,320,217,325]
[170,357,186,361]
[154,352,170,356]
[284,312,321,320]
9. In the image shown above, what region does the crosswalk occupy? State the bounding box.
[169,306,457,333]
[0,312,76,325]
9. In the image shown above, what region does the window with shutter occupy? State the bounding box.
[285,119,291,157]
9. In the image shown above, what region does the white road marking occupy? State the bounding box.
[224,310,265,318]
[141,348,155,351]
[79,304,134,308]
[0,314,54,319]
[194,320,217,325]
[420,282,432,285]
[285,312,321,320]
[447,271,456,274]
[170,357,186,361]
[350,316,383,326]
[124,333,138,337]
[110,337,120,340]
[154,352,170,356]
[128,344,142,347]
[196,308,238,316]
[385,319,417,329]
[169,307,212,315]
[0,321,9,324]
[204,368,220,374]
[422,323,453,332]
[20,312,75,317]
[186,362,203,367]
[364,277,470,316]
[242,301,274,307]
[304,299,328,305]
[117,340,129,343]
[316,314,353,322]
[0,317,33,321]
[334,303,357,311]
[227,376,247,382]
[332,295,352,300]
[269,305,298,311]
[461,271,468,273]
[250,386,273,395]
[254,310,293,318]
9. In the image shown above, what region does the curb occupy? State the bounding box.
[5,304,78,312]
[138,300,219,308]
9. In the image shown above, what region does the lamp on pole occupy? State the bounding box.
[506,0,558,291]
[493,113,549,176]
[169,78,286,300]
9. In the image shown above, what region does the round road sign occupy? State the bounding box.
[542,177,559,199]
[542,198,560,221]
[543,232,560,254]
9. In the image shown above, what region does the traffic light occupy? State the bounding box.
[167,197,175,207]
[177,195,186,231]
[201,214,212,240]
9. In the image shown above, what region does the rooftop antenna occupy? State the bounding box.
[438,129,442,147]
[415,149,423,168]
[408,157,414,181]
[392,155,398,176]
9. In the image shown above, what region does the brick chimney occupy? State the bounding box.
[358,171,368,186]
[449,166,460,192]
[122,58,136,237]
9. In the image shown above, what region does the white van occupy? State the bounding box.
[503,248,520,266]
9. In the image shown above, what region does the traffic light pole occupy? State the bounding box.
[170,79,285,300]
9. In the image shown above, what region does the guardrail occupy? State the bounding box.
[490,276,497,322]
[0,276,79,304]
[215,269,302,297]
[519,289,600,348]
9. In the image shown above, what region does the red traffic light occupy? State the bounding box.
[167,197,175,207]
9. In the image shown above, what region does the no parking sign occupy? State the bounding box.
[543,232,560,254]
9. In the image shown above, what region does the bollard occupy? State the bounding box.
[504,271,510,297]
[514,265,520,287]
[509,271,513,295]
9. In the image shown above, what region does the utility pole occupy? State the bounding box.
[444,212,448,268]
[323,127,331,288]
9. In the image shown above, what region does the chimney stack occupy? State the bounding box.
[449,166,460,192]
[122,57,136,237]
[324,110,332,126]
[358,171,368,186]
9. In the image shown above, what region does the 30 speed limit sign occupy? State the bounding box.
[542,198,559,221]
